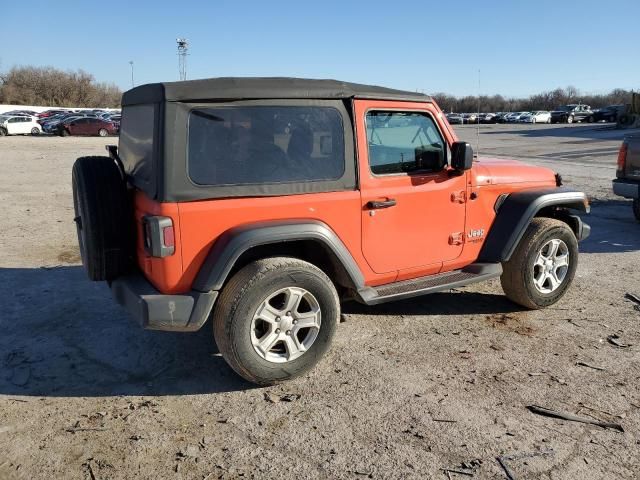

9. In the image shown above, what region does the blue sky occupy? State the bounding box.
[2,0,638,97]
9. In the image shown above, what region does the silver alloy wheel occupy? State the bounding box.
[533,239,569,294]
[98,128,108,137]
[250,286,321,363]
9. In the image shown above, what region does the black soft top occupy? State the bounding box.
[121,77,432,106]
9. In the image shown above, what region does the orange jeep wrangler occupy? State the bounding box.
[72,78,590,385]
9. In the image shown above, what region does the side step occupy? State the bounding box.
[357,263,502,305]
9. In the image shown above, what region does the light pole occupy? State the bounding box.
[129,61,134,88]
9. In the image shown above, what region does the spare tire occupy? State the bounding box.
[72,156,133,281]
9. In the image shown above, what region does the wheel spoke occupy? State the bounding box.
[254,301,281,324]
[554,253,569,268]
[256,329,280,355]
[283,335,305,360]
[547,239,561,258]
[547,272,560,291]
[283,288,304,314]
[534,253,546,267]
[294,308,321,330]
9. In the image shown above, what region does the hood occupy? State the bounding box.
[472,157,556,186]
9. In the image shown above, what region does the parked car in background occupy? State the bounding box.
[506,112,529,122]
[58,117,118,136]
[480,113,497,123]
[613,136,640,221]
[550,105,594,124]
[41,112,100,133]
[446,113,463,124]
[0,115,42,136]
[519,111,551,124]
[37,109,71,118]
[593,105,626,123]
[462,113,477,124]
[493,112,510,123]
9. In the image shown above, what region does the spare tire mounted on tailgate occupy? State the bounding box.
[72,156,133,281]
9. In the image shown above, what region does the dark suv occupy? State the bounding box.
[550,105,594,124]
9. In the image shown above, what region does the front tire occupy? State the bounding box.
[633,199,640,222]
[31,127,40,135]
[501,218,578,309]
[213,257,340,385]
[566,116,573,124]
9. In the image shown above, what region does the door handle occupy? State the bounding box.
[367,199,397,209]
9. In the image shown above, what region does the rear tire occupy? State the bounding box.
[31,127,40,135]
[501,218,578,309]
[61,128,69,137]
[633,199,640,222]
[98,128,108,137]
[72,156,133,281]
[0,128,6,136]
[213,257,340,385]
[566,116,573,124]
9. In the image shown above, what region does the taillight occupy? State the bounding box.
[142,216,175,257]
[617,142,628,173]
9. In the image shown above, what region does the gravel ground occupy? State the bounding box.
[1,124,639,480]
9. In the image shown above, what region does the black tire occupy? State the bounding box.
[566,115,573,124]
[60,128,69,137]
[587,116,593,123]
[609,116,616,123]
[633,199,640,222]
[31,127,40,135]
[213,257,340,385]
[0,128,6,136]
[72,156,132,281]
[501,218,578,309]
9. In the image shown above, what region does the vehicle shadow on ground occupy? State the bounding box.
[579,201,640,254]
[0,266,254,398]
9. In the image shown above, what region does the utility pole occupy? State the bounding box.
[177,38,189,81]
[129,61,134,88]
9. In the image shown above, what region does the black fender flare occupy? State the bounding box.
[478,187,590,263]
[192,220,365,292]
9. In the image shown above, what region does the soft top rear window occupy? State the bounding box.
[119,104,156,191]
[187,106,345,186]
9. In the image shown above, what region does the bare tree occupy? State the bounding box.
[0,65,121,107]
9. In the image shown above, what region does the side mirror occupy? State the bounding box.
[451,141,474,171]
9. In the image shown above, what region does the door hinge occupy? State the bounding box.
[451,190,467,204]
[449,232,464,245]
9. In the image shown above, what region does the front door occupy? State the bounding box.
[354,100,467,275]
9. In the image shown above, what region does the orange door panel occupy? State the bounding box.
[354,99,467,274]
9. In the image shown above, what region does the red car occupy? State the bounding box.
[59,117,118,137]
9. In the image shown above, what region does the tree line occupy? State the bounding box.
[0,66,122,108]
[431,86,634,113]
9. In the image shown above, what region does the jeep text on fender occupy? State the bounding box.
[72,78,590,385]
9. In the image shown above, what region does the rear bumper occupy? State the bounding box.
[110,273,217,332]
[613,179,640,199]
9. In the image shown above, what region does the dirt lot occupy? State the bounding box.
[1,124,639,479]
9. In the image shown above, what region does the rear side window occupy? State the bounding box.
[188,106,345,186]
[365,111,446,175]
[119,104,156,187]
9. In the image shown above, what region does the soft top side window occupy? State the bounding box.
[365,110,447,175]
[187,106,345,186]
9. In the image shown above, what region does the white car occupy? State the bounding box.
[519,111,551,124]
[0,115,43,136]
